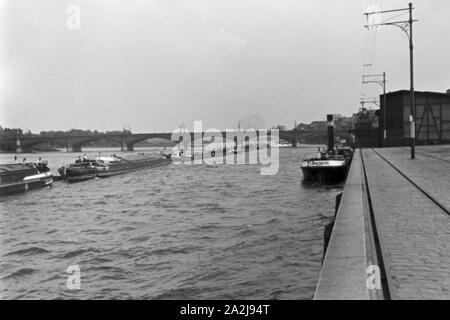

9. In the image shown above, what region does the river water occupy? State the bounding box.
[0,147,342,299]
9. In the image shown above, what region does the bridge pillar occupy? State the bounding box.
[66,144,82,152]
[65,138,72,152]
[121,135,126,151]
[126,144,134,151]
[21,145,34,153]
[15,135,22,153]
[292,131,297,147]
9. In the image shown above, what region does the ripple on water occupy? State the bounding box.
[0,148,342,299]
[4,247,50,257]
[2,268,38,280]
[60,247,101,259]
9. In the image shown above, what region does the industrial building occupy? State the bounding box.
[380,90,450,147]
[355,89,450,148]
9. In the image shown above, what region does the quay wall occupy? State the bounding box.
[314,150,374,300]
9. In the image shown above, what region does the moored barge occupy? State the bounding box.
[58,153,171,182]
[0,160,53,195]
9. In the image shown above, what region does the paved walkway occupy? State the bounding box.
[362,147,450,299]
[375,146,450,211]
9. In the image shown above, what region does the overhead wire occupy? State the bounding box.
[360,0,382,108]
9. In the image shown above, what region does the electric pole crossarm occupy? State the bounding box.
[362,74,386,88]
[362,81,385,88]
[364,20,418,26]
[364,7,412,16]
[364,21,418,39]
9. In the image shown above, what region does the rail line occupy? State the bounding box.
[360,148,450,300]
[360,150,393,300]
[372,148,450,217]
[400,147,450,164]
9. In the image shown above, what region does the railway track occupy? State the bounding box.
[360,148,450,300]
[360,150,392,300]
[400,147,450,164]
[373,148,450,217]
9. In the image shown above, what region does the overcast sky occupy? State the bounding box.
[1,0,449,133]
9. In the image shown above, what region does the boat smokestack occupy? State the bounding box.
[327,114,334,152]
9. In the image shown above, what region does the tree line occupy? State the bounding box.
[0,126,133,148]
[0,126,132,138]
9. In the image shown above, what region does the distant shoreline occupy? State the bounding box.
[0,143,324,154]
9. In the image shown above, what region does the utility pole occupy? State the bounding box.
[362,72,387,146]
[364,2,417,159]
[409,3,416,159]
[383,72,386,144]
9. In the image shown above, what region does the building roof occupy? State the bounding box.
[0,163,36,175]
[384,89,450,97]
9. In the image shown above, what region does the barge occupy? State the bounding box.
[58,153,171,182]
[0,160,53,195]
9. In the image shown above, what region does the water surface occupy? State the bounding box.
[0,147,341,299]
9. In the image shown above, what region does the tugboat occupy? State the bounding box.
[300,115,353,183]
[0,157,53,195]
[58,153,171,183]
[300,149,350,183]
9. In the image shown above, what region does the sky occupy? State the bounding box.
[1,0,449,133]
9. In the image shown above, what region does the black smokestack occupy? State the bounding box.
[327,114,334,152]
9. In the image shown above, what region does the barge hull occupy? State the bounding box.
[301,166,348,183]
[98,158,171,178]
[0,179,53,195]
[62,156,172,182]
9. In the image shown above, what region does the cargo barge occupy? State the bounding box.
[0,159,53,195]
[58,153,171,182]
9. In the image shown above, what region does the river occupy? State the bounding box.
[0,147,342,299]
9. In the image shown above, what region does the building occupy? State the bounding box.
[380,90,450,146]
[353,108,380,148]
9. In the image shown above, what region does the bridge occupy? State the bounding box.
[0,130,304,153]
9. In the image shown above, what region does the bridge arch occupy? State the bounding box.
[17,137,67,153]
[65,135,123,152]
[122,133,174,151]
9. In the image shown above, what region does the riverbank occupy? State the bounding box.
[315,145,450,300]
